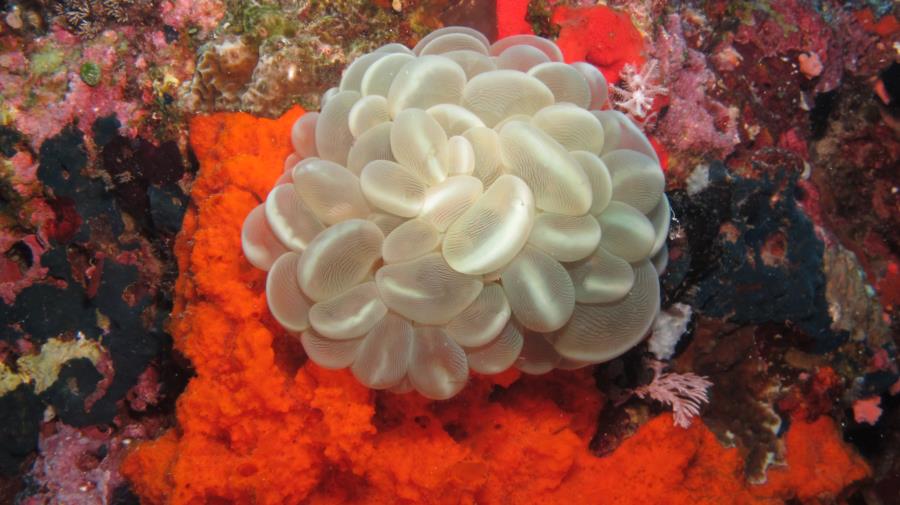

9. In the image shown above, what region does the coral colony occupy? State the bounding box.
[611,60,667,121]
[242,28,671,400]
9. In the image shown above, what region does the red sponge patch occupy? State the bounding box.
[496,0,533,38]
[552,5,645,83]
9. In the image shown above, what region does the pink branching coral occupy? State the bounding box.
[610,60,667,121]
[635,360,712,428]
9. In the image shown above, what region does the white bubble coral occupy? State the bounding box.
[241,27,671,400]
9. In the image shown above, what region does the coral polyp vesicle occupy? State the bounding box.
[241,26,670,399]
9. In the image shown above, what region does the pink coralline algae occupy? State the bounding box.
[125,366,162,412]
[0,151,55,303]
[852,396,883,425]
[1,28,136,146]
[777,127,809,159]
[0,234,48,305]
[797,52,824,79]
[21,423,157,505]
[734,0,837,91]
[731,0,889,94]
[160,0,226,38]
[0,15,198,151]
[710,41,743,73]
[651,14,739,160]
[734,0,832,61]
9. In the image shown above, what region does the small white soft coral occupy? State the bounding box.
[635,360,711,428]
[611,60,667,120]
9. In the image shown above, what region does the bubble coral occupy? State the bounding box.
[241,27,670,400]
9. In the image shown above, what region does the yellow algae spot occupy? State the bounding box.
[0,334,105,395]
[0,363,26,395]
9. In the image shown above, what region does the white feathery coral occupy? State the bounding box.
[241,27,671,400]
[636,360,712,428]
[611,60,668,120]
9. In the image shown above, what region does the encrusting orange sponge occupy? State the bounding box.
[121,108,869,505]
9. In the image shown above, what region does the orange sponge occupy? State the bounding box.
[122,108,868,505]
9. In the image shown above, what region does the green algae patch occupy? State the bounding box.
[29,47,65,76]
[80,62,102,86]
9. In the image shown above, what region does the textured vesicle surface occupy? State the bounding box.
[348,95,390,138]
[445,283,511,347]
[489,34,564,61]
[461,71,554,127]
[568,246,635,304]
[266,252,312,333]
[347,121,395,174]
[387,56,466,117]
[572,150,613,215]
[551,260,660,362]
[427,103,485,136]
[419,175,484,231]
[376,253,483,325]
[531,104,604,153]
[528,63,591,109]
[443,174,535,275]
[501,245,576,332]
[516,331,561,375]
[464,126,503,186]
[408,327,469,399]
[292,158,370,225]
[296,219,384,301]
[242,205,289,271]
[309,282,387,340]
[291,111,319,159]
[595,201,656,263]
[382,218,441,264]
[495,45,551,72]
[360,159,427,217]
[264,183,324,251]
[419,32,489,56]
[391,108,450,184]
[603,149,665,214]
[315,90,359,165]
[498,121,592,215]
[351,313,414,389]
[361,53,415,97]
[528,212,602,262]
[300,331,362,369]
[465,321,524,374]
[340,52,385,93]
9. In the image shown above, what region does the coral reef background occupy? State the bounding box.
[0,0,897,503]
